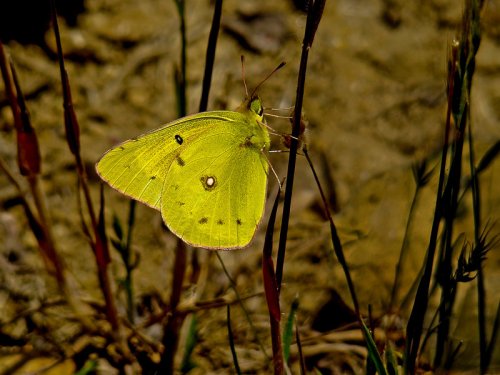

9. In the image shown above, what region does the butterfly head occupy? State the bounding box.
[249,95,264,118]
[238,94,264,122]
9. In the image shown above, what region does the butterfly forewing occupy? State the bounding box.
[97,113,229,209]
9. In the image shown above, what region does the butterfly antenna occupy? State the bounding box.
[250,61,286,97]
[241,55,249,98]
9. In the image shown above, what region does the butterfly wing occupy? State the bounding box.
[96,109,269,249]
[161,114,269,249]
[96,113,220,209]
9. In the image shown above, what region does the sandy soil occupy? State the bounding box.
[1,0,499,373]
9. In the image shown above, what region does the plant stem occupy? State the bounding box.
[199,0,223,112]
[276,0,325,290]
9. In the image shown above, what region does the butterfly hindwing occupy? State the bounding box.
[162,119,269,249]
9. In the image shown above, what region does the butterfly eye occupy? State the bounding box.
[250,97,264,117]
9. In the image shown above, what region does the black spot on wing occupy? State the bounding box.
[199,217,208,224]
[236,219,242,225]
[150,175,156,180]
[176,155,185,166]
[175,134,183,144]
[217,219,224,225]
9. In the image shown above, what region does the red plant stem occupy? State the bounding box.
[0,42,66,288]
[95,189,119,331]
[263,254,283,375]
[159,241,188,373]
[50,1,122,338]
[263,188,284,375]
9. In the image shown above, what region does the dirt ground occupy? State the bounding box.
[1,0,500,373]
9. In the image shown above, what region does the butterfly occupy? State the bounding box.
[96,93,270,250]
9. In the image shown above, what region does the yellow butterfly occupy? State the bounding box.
[96,94,270,249]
